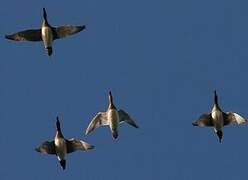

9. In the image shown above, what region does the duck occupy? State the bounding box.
[35,116,94,170]
[5,8,85,56]
[85,91,138,139]
[192,91,247,143]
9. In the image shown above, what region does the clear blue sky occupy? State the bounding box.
[1,0,248,179]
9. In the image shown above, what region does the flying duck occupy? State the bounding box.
[35,116,94,170]
[192,91,247,143]
[85,91,138,139]
[5,8,85,56]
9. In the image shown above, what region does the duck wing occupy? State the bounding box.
[35,141,56,154]
[5,29,42,41]
[223,112,247,125]
[85,112,108,135]
[53,25,85,40]
[118,109,139,128]
[66,139,94,153]
[192,113,213,127]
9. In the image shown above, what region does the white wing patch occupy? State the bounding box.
[118,109,138,128]
[85,112,108,135]
[225,112,247,125]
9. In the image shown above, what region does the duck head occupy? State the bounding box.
[108,91,116,109]
[213,90,221,110]
[214,91,218,104]
[43,8,49,25]
[56,116,61,132]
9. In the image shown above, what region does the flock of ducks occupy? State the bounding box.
[4,8,247,170]
[35,91,138,170]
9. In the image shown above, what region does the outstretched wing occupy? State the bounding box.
[5,29,42,41]
[192,113,213,127]
[66,139,94,153]
[53,25,85,40]
[224,112,247,126]
[35,141,56,155]
[85,112,108,135]
[118,109,139,128]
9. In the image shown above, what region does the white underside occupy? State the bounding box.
[55,138,67,161]
[107,109,119,132]
[211,110,223,132]
[42,26,53,48]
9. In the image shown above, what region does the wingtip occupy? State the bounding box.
[85,130,89,136]
[76,25,86,33]
[133,124,139,128]
[5,34,12,40]
[88,144,95,150]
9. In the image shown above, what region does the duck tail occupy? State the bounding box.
[59,159,66,170]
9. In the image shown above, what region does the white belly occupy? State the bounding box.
[55,138,67,161]
[211,110,223,131]
[42,26,53,48]
[107,109,119,131]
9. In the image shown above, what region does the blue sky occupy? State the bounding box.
[1,0,248,179]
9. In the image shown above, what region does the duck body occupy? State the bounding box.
[5,8,85,56]
[192,91,247,143]
[55,134,67,162]
[35,116,94,170]
[107,108,120,139]
[85,91,138,139]
[41,23,53,56]
[211,106,224,132]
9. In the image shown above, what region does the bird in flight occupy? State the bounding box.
[192,91,247,143]
[35,116,94,170]
[5,8,85,56]
[85,91,139,139]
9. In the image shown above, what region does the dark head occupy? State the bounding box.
[43,8,48,21]
[56,116,61,132]
[108,91,116,109]
[109,91,112,99]
[46,47,53,56]
[216,130,223,143]
[214,90,218,105]
[59,160,66,170]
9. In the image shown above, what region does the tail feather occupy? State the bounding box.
[112,131,118,139]
[216,130,223,143]
[46,47,53,56]
[59,159,66,170]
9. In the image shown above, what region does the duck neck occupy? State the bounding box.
[213,91,221,111]
[108,92,116,110]
[56,130,64,139]
[56,118,64,138]
[43,8,49,26]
